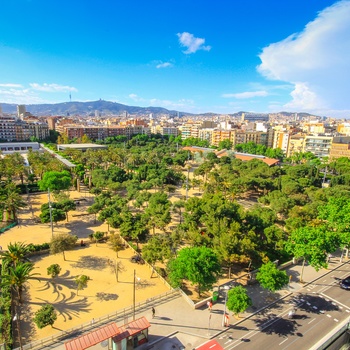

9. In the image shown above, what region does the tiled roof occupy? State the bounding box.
[112,316,151,343]
[64,323,120,350]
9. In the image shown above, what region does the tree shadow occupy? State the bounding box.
[34,292,92,322]
[95,292,119,301]
[70,255,108,271]
[292,294,339,313]
[136,279,156,289]
[254,316,300,337]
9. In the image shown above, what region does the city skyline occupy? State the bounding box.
[0,0,349,118]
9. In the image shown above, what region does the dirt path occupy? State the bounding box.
[0,190,170,344]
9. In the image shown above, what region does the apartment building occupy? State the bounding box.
[198,128,214,144]
[273,131,290,154]
[287,134,305,158]
[337,123,350,135]
[211,129,231,147]
[303,135,332,158]
[59,124,150,141]
[329,137,350,159]
[0,116,17,141]
[302,122,325,134]
[231,130,268,148]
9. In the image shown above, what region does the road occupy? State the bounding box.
[215,262,350,350]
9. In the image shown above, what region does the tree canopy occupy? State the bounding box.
[167,246,221,296]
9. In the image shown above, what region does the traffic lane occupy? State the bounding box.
[306,263,350,294]
[218,293,348,350]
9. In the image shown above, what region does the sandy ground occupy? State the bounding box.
[0,190,170,344]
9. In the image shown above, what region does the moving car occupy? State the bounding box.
[340,276,350,290]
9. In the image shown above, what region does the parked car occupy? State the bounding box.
[130,255,145,264]
[340,276,350,290]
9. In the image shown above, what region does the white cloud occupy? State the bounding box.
[128,94,145,102]
[29,83,78,92]
[0,83,23,88]
[257,0,350,117]
[177,32,211,54]
[0,87,44,104]
[150,98,194,109]
[156,62,173,69]
[222,90,268,99]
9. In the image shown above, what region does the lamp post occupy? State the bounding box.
[222,285,230,327]
[133,269,136,320]
[133,270,141,320]
[48,188,54,238]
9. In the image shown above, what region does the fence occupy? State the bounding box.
[16,289,181,350]
[0,222,17,234]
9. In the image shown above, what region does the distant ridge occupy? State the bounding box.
[0,100,316,118]
[0,100,182,117]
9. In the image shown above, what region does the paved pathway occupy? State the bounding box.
[18,255,348,350]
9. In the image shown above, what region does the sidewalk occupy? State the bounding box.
[18,257,348,350]
[138,257,349,350]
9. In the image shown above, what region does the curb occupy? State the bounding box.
[153,259,350,346]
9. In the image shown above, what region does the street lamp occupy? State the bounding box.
[222,285,230,327]
[133,270,141,320]
[48,188,54,238]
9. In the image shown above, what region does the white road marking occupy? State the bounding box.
[320,293,350,311]
[334,319,339,322]
[327,314,332,318]
[308,318,316,324]
[279,338,289,345]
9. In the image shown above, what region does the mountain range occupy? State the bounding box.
[0,100,185,117]
[0,100,314,118]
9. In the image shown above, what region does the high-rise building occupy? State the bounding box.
[17,105,26,119]
[0,104,2,117]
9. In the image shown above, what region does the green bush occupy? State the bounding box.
[28,243,50,252]
[0,261,13,349]
[155,266,167,278]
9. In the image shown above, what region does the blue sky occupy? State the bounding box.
[1,0,349,117]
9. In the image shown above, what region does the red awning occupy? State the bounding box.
[65,323,120,350]
[196,340,224,350]
[112,316,151,343]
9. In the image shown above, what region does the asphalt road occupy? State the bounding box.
[215,262,350,350]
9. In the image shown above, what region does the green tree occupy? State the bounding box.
[39,203,66,225]
[226,285,252,317]
[142,234,172,277]
[0,242,31,267]
[49,233,78,261]
[108,232,124,257]
[47,264,61,279]
[256,261,289,292]
[167,246,221,297]
[1,262,40,303]
[93,231,105,246]
[75,275,90,295]
[318,197,350,258]
[33,304,57,329]
[286,225,340,282]
[57,199,76,222]
[38,170,72,192]
[218,139,232,150]
[0,183,27,222]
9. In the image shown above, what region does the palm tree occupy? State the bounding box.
[0,242,31,267]
[0,183,27,222]
[1,262,40,303]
